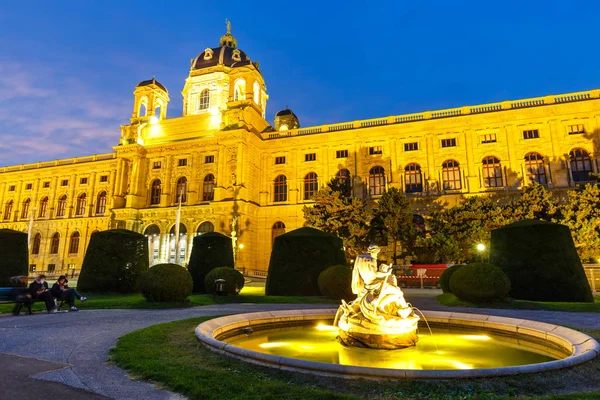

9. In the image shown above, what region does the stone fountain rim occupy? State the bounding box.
[194,308,600,380]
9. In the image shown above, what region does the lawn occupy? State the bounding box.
[437,293,600,313]
[110,317,600,400]
[0,286,337,315]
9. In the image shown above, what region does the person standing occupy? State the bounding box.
[28,274,55,313]
[50,275,87,312]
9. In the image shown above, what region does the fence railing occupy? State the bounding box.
[583,265,600,292]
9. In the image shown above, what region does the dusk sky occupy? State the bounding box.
[1,1,598,166]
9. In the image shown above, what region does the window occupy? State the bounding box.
[205,155,214,164]
[304,172,319,200]
[524,152,547,184]
[178,158,188,167]
[100,175,108,183]
[25,183,33,190]
[153,161,162,169]
[69,232,80,254]
[202,174,215,201]
[75,193,87,215]
[481,134,497,144]
[275,156,286,165]
[404,163,423,193]
[32,234,41,255]
[369,146,383,155]
[570,148,593,183]
[482,156,503,188]
[197,221,214,235]
[273,175,288,202]
[61,179,68,186]
[441,138,457,148]
[305,153,316,162]
[369,166,386,196]
[21,198,30,219]
[8,185,15,192]
[233,79,246,101]
[29,264,36,272]
[50,233,60,254]
[336,150,349,158]
[336,169,351,189]
[67,264,76,270]
[56,195,67,217]
[150,179,161,205]
[253,81,260,104]
[442,160,462,190]
[198,89,210,111]
[39,197,48,218]
[96,191,107,214]
[176,177,187,203]
[272,221,286,244]
[43,182,50,188]
[3,201,13,220]
[48,264,56,273]
[568,124,585,135]
[404,142,419,151]
[523,129,540,139]
[80,177,88,185]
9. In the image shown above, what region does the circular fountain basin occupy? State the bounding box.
[195,309,600,379]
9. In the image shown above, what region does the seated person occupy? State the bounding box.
[50,275,87,312]
[28,274,56,313]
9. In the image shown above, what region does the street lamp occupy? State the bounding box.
[476,243,486,252]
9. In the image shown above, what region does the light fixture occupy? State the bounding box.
[239,243,244,249]
[476,243,486,252]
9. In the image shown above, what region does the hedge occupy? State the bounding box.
[187,232,234,293]
[439,264,465,293]
[490,220,593,302]
[449,262,511,303]
[204,267,245,296]
[78,229,149,293]
[139,263,193,302]
[318,265,354,301]
[0,229,28,287]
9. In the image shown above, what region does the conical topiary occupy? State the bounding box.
[187,232,234,293]
[0,229,28,287]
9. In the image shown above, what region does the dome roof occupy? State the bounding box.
[275,109,296,117]
[136,77,167,92]
[192,46,254,70]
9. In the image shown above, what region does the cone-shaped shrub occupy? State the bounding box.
[0,229,28,287]
[187,232,234,293]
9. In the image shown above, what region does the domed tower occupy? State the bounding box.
[181,20,269,132]
[274,108,300,131]
[131,77,170,123]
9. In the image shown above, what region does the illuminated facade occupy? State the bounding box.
[1,24,600,276]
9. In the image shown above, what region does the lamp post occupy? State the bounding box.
[476,243,486,263]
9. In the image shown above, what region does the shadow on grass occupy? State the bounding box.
[437,293,600,313]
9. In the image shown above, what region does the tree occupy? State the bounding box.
[509,182,558,221]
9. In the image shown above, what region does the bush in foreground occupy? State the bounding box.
[204,267,245,295]
[439,264,465,293]
[0,229,28,287]
[188,233,234,293]
[318,265,354,301]
[449,262,510,303]
[139,263,193,302]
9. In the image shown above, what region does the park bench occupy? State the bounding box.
[0,277,67,315]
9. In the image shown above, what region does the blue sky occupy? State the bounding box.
[0,0,598,165]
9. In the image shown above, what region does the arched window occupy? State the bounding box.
[413,214,426,233]
[482,156,503,188]
[570,148,593,183]
[442,160,461,190]
[176,177,187,203]
[150,179,161,205]
[139,98,148,117]
[144,225,160,265]
[56,195,67,217]
[21,198,31,219]
[369,166,386,196]
[69,232,80,254]
[404,163,423,193]
[50,232,60,254]
[75,193,87,216]
[203,174,215,201]
[32,233,41,255]
[253,81,260,104]
[3,200,13,220]
[524,152,547,184]
[197,221,214,235]
[198,89,210,111]
[233,79,245,101]
[304,172,319,200]
[96,191,107,214]
[274,175,287,202]
[39,197,48,218]
[272,221,286,244]
[336,169,351,188]
[154,105,161,120]
[169,223,187,264]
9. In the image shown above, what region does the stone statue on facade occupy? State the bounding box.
[334,245,419,349]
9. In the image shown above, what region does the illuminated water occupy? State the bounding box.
[224,321,566,370]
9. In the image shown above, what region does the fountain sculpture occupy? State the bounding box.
[334,245,420,349]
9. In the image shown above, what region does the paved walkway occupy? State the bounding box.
[0,290,598,399]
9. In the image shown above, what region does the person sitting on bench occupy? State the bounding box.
[50,275,87,312]
[29,274,56,314]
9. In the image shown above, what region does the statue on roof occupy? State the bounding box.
[226,18,231,34]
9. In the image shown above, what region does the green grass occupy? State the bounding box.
[437,293,600,313]
[0,286,336,314]
[110,317,600,400]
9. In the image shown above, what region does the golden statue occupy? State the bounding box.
[226,18,232,34]
[334,245,419,349]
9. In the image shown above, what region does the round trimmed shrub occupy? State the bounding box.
[439,264,465,293]
[490,220,593,302]
[449,262,510,303]
[0,229,28,287]
[78,229,149,293]
[266,227,346,296]
[188,233,234,293]
[204,267,245,296]
[318,265,354,301]
[139,263,193,302]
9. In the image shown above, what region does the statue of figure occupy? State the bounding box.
[226,18,231,34]
[335,245,419,349]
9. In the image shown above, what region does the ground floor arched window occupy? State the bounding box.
[169,223,187,264]
[144,225,160,265]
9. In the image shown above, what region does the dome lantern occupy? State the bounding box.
[219,19,237,49]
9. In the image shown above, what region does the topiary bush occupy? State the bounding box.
[204,267,245,296]
[490,220,593,302]
[439,264,465,293]
[187,232,234,293]
[266,227,346,296]
[318,265,354,301]
[449,262,511,303]
[0,229,28,287]
[78,229,149,293]
[139,263,193,302]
